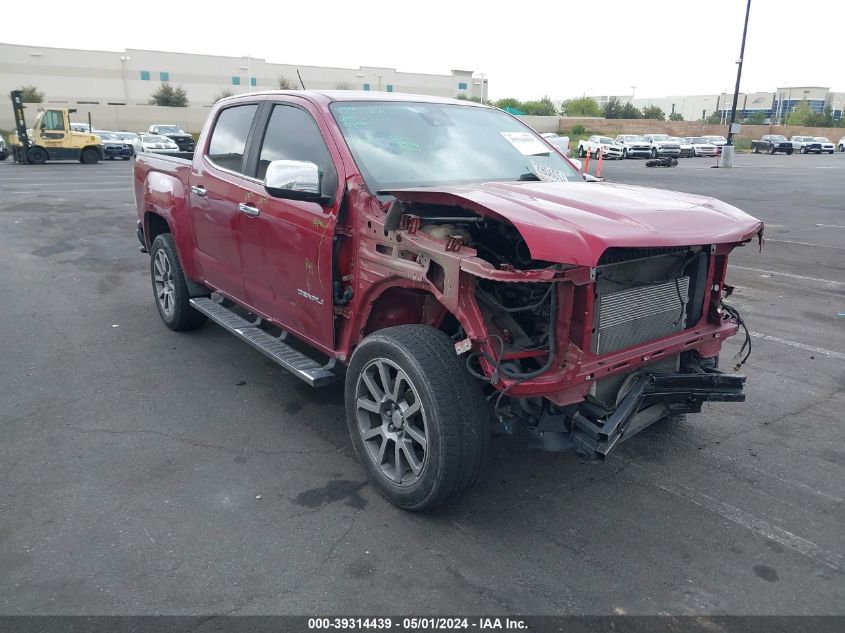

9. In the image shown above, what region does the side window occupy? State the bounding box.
[256,104,334,183]
[206,104,258,174]
[43,111,64,131]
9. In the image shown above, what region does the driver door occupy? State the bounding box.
[37,110,68,152]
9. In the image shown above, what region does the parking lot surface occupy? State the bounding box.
[1,154,843,615]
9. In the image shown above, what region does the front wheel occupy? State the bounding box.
[651,148,658,158]
[27,147,47,165]
[786,149,794,155]
[80,148,99,164]
[149,233,208,331]
[578,147,586,158]
[622,148,628,159]
[768,145,775,155]
[345,325,489,511]
[800,146,807,154]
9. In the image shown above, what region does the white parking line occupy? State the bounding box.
[750,332,845,360]
[765,238,845,251]
[814,223,845,229]
[1,181,129,187]
[729,265,843,287]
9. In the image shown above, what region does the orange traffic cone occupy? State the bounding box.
[582,151,590,175]
[596,148,604,178]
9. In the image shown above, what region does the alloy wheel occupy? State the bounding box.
[153,249,176,319]
[355,358,428,486]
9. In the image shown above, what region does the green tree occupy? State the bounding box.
[603,97,625,119]
[494,97,523,111]
[669,112,684,121]
[570,124,586,136]
[620,102,642,119]
[522,96,557,116]
[456,93,481,103]
[786,100,814,125]
[743,111,766,124]
[278,76,298,90]
[19,85,44,103]
[149,83,189,107]
[641,104,666,120]
[705,111,721,124]
[560,96,602,117]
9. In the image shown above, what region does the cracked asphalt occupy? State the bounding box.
[0,153,843,615]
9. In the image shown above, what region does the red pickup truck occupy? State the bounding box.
[134,91,763,510]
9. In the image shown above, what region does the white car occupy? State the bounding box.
[686,137,718,157]
[541,132,571,155]
[790,135,822,154]
[140,134,180,153]
[115,132,144,155]
[674,137,694,158]
[813,137,835,154]
[577,135,623,159]
[614,135,652,159]
[702,135,727,154]
[642,134,681,158]
[839,137,845,153]
[70,122,91,133]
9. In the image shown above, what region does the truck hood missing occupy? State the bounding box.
[385,181,764,266]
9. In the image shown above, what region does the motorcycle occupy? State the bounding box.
[645,156,678,168]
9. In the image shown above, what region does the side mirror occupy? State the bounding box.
[264,160,330,205]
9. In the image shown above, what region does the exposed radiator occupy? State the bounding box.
[595,277,690,355]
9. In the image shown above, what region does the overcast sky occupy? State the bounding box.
[5,0,840,100]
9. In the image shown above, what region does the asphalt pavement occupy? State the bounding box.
[0,153,842,615]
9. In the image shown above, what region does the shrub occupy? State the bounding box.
[149,83,188,107]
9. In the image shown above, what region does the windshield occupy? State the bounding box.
[117,133,139,140]
[651,134,670,141]
[143,135,169,143]
[97,132,117,140]
[814,137,830,142]
[692,138,708,144]
[330,102,582,191]
[707,136,727,143]
[157,126,185,134]
[770,136,787,141]
[620,135,644,142]
[598,137,614,144]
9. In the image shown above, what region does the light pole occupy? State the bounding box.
[477,72,486,104]
[240,54,251,92]
[722,0,751,167]
[119,55,131,104]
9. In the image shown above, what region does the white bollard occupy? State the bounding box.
[719,145,735,168]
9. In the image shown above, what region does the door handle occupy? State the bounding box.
[238,203,260,217]
[191,185,207,197]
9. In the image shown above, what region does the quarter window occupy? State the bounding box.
[256,104,334,184]
[206,104,258,173]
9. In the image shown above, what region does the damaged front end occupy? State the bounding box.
[355,182,762,460]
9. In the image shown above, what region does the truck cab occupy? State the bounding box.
[9,91,102,165]
[133,91,762,510]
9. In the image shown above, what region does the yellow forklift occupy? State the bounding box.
[9,90,103,164]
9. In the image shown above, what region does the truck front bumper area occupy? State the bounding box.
[568,371,745,460]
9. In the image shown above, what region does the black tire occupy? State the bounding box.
[800,146,807,154]
[651,148,658,158]
[80,148,99,164]
[786,149,793,155]
[27,147,47,165]
[345,325,489,511]
[768,145,775,155]
[149,233,207,331]
[752,145,758,153]
[622,148,628,159]
[578,147,586,158]
[828,151,834,155]
[839,144,844,152]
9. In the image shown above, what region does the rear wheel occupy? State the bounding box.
[27,147,47,165]
[80,148,99,164]
[786,149,794,155]
[768,145,775,155]
[149,233,207,331]
[345,325,489,511]
[578,147,586,158]
[752,145,759,154]
[622,148,628,159]
[800,146,807,154]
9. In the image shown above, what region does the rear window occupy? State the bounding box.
[207,104,258,174]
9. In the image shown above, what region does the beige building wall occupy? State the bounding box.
[0,42,489,109]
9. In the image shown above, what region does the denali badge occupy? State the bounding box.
[297,289,324,305]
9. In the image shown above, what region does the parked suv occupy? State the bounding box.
[642,134,681,157]
[614,135,652,159]
[148,124,195,152]
[133,91,761,510]
[751,135,794,154]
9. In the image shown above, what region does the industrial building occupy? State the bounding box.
[586,87,843,123]
[0,42,489,106]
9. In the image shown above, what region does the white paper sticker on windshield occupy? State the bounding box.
[528,160,567,182]
[501,132,549,156]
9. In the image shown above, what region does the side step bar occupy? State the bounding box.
[189,297,336,388]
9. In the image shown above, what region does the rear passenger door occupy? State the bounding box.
[189,102,260,302]
[235,100,341,352]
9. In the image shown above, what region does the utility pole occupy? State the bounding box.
[721,0,751,167]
